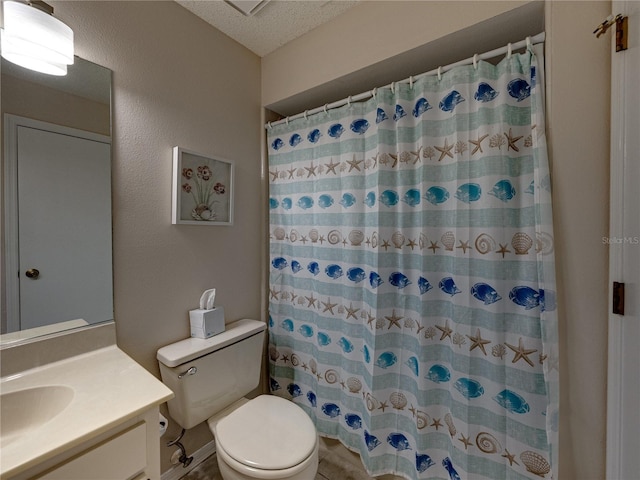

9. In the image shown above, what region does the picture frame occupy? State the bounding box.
[172,146,234,225]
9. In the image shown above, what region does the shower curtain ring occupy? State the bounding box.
[391,82,395,94]
[324,104,328,114]
[267,121,272,129]
[347,96,352,107]
[286,117,289,125]
[526,36,532,51]
[473,54,478,69]
[304,110,308,120]
[372,87,377,99]
[507,43,512,58]
[409,76,414,88]
[437,67,442,81]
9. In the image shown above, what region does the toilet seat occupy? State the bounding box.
[215,438,319,480]
[213,395,317,471]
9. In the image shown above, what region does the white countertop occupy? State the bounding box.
[0,345,174,478]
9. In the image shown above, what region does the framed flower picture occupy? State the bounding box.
[172,147,234,225]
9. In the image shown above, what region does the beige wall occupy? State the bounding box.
[48,0,262,472]
[545,3,610,479]
[261,1,611,479]
[262,0,532,109]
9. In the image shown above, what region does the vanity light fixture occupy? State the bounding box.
[1,0,74,76]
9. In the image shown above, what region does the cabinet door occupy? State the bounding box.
[36,423,147,480]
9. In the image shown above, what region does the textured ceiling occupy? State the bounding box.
[176,0,360,57]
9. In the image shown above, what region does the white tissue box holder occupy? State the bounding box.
[189,306,225,339]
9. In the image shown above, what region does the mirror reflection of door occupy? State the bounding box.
[12,119,113,329]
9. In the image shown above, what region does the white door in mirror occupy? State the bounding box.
[17,125,112,329]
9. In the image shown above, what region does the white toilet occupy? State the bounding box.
[157,319,318,480]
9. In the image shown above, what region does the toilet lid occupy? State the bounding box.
[214,395,316,470]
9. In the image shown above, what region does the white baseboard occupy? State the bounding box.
[161,440,216,480]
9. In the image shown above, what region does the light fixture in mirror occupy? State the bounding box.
[1,54,112,345]
[1,0,74,76]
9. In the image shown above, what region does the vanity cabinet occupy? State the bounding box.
[36,423,147,480]
[12,408,160,480]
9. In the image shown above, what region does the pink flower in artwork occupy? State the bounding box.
[197,165,212,181]
[182,167,194,179]
[214,182,225,194]
[182,183,192,193]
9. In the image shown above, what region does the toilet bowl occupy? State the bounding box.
[208,395,318,480]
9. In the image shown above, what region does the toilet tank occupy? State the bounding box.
[157,318,266,429]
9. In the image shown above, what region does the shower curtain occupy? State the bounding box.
[267,47,557,480]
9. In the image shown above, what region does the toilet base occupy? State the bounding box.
[216,439,319,480]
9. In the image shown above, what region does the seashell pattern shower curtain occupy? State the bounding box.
[267,48,558,480]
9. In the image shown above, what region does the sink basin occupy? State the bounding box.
[0,385,74,446]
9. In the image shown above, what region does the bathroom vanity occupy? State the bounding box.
[0,334,173,480]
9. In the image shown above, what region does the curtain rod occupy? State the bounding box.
[266,32,545,129]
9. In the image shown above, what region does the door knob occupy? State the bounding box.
[25,268,40,279]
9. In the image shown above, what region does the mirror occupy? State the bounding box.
[1,56,113,344]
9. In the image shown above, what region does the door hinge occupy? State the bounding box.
[613,281,625,315]
[593,14,628,52]
[616,15,628,52]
